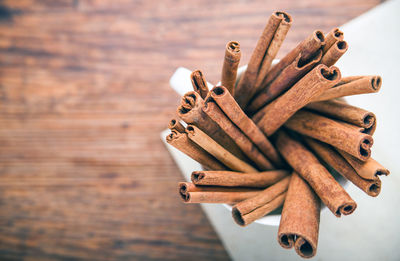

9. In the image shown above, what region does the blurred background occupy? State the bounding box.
[0,0,389,260]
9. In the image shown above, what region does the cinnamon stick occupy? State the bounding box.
[255,64,340,136]
[232,176,291,226]
[210,86,285,167]
[177,91,245,160]
[311,75,382,102]
[306,99,376,128]
[234,11,292,108]
[320,40,348,67]
[221,41,241,95]
[179,182,261,204]
[186,125,257,173]
[278,172,320,258]
[275,130,357,217]
[247,49,322,112]
[285,110,373,161]
[190,70,209,99]
[203,97,273,170]
[304,138,381,197]
[191,170,289,188]
[166,130,225,170]
[322,28,344,54]
[338,150,390,180]
[168,118,185,133]
[258,30,325,98]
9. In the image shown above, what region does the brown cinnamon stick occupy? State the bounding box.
[275,130,356,217]
[168,118,185,133]
[179,182,261,204]
[255,64,340,136]
[338,150,390,180]
[320,40,348,67]
[322,28,344,54]
[278,172,320,258]
[221,41,241,95]
[304,138,381,197]
[210,86,285,167]
[232,176,291,226]
[311,75,382,102]
[234,11,292,108]
[248,49,322,112]
[166,130,225,170]
[177,91,245,160]
[186,125,257,173]
[258,30,325,97]
[306,99,376,128]
[190,70,209,99]
[203,98,273,170]
[191,170,289,188]
[285,110,373,161]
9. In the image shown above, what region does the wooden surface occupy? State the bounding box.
[0,0,381,260]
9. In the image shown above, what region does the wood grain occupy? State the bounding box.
[0,0,381,260]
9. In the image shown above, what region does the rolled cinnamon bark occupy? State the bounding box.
[203,98,273,170]
[255,12,292,89]
[178,91,245,160]
[248,49,322,112]
[191,170,289,188]
[278,172,320,258]
[322,28,344,54]
[259,30,325,96]
[166,130,225,170]
[275,130,357,217]
[232,176,291,226]
[179,182,261,204]
[255,64,341,136]
[168,118,185,133]
[320,40,348,67]
[311,75,382,102]
[338,150,390,180]
[190,70,209,99]
[306,99,376,128]
[304,138,381,197]
[186,125,257,173]
[221,41,241,95]
[234,11,292,108]
[210,86,285,167]
[285,110,373,161]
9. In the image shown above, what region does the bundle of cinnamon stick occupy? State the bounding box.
[167,11,389,259]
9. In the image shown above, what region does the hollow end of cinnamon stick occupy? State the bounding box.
[368,179,381,197]
[295,237,316,258]
[212,86,226,96]
[278,233,295,249]
[359,135,373,160]
[362,112,375,129]
[314,30,325,44]
[191,171,205,183]
[168,118,185,133]
[227,41,240,53]
[186,125,195,135]
[336,202,357,217]
[320,65,340,81]
[274,11,292,23]
[232,207,246,226]
[337,40,348,51]
[333,28,344,39]
[371,76,382,91]
[178,183,190,202]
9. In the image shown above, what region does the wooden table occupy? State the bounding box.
[0,1,381,260]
